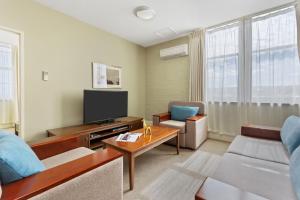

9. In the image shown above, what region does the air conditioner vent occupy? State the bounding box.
[160,44,188,60]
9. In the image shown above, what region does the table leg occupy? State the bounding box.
[128,154,135,190]
[176,132,180,155]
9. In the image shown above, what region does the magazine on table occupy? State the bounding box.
[116,132,143,142]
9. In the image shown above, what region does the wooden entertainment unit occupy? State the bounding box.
[47,117,143,150]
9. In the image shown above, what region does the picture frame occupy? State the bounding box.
[92,62,122,89]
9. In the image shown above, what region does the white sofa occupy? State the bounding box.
[208,125,297,200]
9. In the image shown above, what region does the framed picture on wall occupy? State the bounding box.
[92,62,122,89]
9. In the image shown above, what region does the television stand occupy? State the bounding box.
[94,119,115,125]
[47,116,143,150]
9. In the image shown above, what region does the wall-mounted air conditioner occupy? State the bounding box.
[160,44,188,60]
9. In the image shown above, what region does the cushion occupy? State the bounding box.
[281,115,300,154]
[227,135,289,165]
[160,120,186,133]
[0,131,45,184]
[290,146,300,200]
[171,105,199,121]
[212,153,297,200]
[42,147,94,169]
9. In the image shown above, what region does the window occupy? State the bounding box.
[205,6,300,104]
[251,7,300,104]
[0,45,13,100]
[206,22,241,102]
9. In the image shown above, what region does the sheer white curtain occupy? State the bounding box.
[205,6,300,137]
[251,7,300,105]
[0,44,18,128]
[205,22,245,136]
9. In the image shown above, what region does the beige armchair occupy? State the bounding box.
[153,101,208,149]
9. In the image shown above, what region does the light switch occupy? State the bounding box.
[42,71,49,81]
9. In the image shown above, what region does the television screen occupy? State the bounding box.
[83,90,128,124]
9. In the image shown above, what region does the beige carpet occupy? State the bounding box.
[140,151,221,200]
[123,139,229,200]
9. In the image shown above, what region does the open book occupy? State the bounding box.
[116,133,143,142]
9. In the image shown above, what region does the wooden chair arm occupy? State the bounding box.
[29,135,87,160]
[1,148,123,200]
[153,112,171,122]
[186,115,206,122]
[241,125,281,141]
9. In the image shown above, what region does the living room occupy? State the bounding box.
[0,0,300,200]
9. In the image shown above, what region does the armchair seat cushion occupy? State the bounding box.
[42,147,94,169]
[228,135,289,165]
[160,120,186,133]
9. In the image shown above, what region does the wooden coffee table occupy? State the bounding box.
[102,125,180,190]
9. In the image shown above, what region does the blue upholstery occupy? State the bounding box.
[290,146,300,200]
[281,115,300,155]
[0,131,45,184]
[171,105,199,122]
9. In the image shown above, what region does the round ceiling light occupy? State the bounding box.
[135,6,156,20]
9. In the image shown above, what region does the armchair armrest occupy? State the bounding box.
[1,148,123,200]
[29,135,86,160]
[241,125,281,141]
[186,115,206,122]
[153,112,171,123]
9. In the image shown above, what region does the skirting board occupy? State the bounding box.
[208,132,234,143]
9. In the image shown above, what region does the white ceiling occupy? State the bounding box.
[34,0,293,47]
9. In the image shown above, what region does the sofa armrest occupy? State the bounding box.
[241,125,281,141]
[1,148,123,200]
[29,135,86,160]
[195,178,267,200]
[152,112,171,125]
[186,115,206,122]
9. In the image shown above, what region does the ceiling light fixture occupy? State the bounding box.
[135,6,156,20]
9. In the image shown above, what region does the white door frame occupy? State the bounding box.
[0,26,25,139]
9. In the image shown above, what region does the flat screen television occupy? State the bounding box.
[83,90,128,124]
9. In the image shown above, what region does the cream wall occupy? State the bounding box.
[145,37,189,120]
[0,0,146,141]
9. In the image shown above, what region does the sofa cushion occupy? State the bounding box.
[42,147,95,169]
[171,106,199,121]
[281,115,300,155]
[160,120,186,133]
[227,135,289,164]
[212,153,297,200]
[0,131,45,184]
[290,146,300,200]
